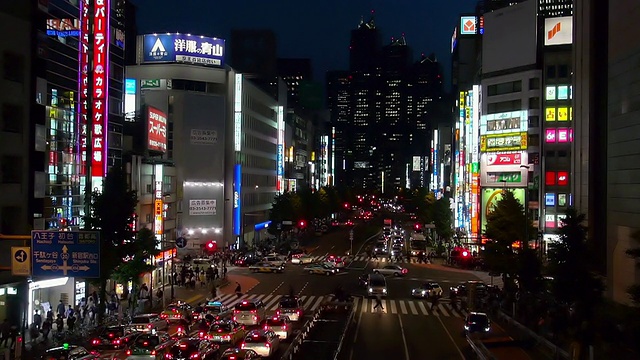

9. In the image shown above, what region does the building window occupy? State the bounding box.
[1,155,22,183]
[3,52,24,83]
[146,183,152,193]
[1,104,24,133]
[529,78,540,90]
[558,65,569,78]
[529,97,540,109]
[546,65,556,79]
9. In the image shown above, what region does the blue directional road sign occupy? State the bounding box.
[31,231,101,278]
[175,237,187,249]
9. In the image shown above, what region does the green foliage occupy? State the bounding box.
[547,208,603,318]
[625,230,640,305]
[407,188,435,224]
[515,248,542,294]
[111,228,161,284]
[432,197,453,240]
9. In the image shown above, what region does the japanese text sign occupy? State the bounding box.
[143,33,225,67]
[31,231,101,278]
[148,106,167,153]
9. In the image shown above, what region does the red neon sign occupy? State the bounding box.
[486,153,522,166]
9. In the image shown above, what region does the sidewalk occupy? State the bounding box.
[412,258,505,288]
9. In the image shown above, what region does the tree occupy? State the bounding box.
[111,228,160,285]
[625,229,640,305]
[432,197,453,241]
[482,190,528,291]
[84,165,139,324]
[546,208,603,322]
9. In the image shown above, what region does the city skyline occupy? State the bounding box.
[131,0,479,86]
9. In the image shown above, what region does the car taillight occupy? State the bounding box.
[222,335,231,340]
[147,324,153,329]
[165,354,172,359]
[253,316,257,321]
[91,339,100,345]
[151,350,156,355]
[283,325,287,330]
[233,310,239,314]
[114,339,120,345]
[296,310,300,316]
[250,310,256,314]
[402,269,408,274]
[276,310,280,316]
[232,316,237,321]
[161,314,167,319]
[240,343,246,349]
[177,327,183,333]
[199,332,204,338]
[126,350,131,356]
[266,343,270,348]
[264,325,269,330]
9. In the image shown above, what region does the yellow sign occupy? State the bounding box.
[558,107,568,121]
[154,199,163,235]
[459,91,465,108]
[480,132,528,152]
[11,247,31,276]
[569,107,573,120]
[545,107,556,121]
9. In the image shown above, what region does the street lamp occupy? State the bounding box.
[520,165,531,249]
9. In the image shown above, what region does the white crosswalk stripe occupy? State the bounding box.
[349,255,427,264]
[209,294,466,317]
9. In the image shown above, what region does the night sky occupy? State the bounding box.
[131,0,479,89]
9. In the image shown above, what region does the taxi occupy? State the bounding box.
[261,316,291,340]
[201,300,232,321]
[124,332,175,360]
[240,330,280,358]
[42,345,99,360]
[219,348,261,360]
[304,263,337,276]
[276,295,303,322]
[207,320,246,344]
[248,261,285,273]
[160,304,190,323]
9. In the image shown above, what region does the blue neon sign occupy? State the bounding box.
[233,164,242,236]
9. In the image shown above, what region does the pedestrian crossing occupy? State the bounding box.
[298,255,427,265]
[209,293,467,318]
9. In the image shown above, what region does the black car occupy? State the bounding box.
[464,312,491,333]
[90,325,138,350]
[41,345,98,360]
[165,338,219,360]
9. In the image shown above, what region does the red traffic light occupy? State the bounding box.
[205,241,217,251]
[298,220,307,228]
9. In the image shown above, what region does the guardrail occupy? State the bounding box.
[466,334,496,360]
[280,298,354,360]
[494,310,569,360]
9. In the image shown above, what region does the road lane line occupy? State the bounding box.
[408,301,418,315]
[353,301,364,344]
[261,294,273,304]
[390,300,398,314]
[311,297,324,310]
[270,281,284,295]
[436,314,465,359]
[298,282,309,295]
[399,300,408,314]
[360,298,368,313]
[397,315,411,360]
[418,302,429,315]
[299,295,307,303]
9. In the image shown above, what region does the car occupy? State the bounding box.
[373,241,388,255]
[290,254,314,265]
[90,325,139,350]
[130,314,168,333]
[261,316,291,340]
[233,299,266,326]
[219,348,261,360]
[325,255,347,268]
[276,295,303,322]
[366,273,388,297]
[160,304,191,323]
[248,261,285,273]
[411,282,443,299]
[240,329,280,358]
[464,312,491,333]
[41,345,98,360]
[191,258,213,267]
[373,264,408,277]
[207,320,246,344]
[262,255,287,267]
[165,339,219,360]
[304,263,337,276]
[201,300,232,321]
[125,332,175,360]
[235,256,260,267]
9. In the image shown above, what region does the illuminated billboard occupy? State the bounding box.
[480,132,527,152]
[234,74,242,151]
[460,16,477,35]
[124,79,136,122]
[233,164,241,236]
[481,188,525,232]
[142,33,225,66]
[276,106,285,193]
[46,18,80,37]
[412,156,421,171]
[480,152,528,187]
[147,106,167,153]
[544,16,573,46]
[480,111,528,135]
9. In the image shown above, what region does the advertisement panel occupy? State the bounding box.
[189,199,216,216]
[480,132,527,152]
[460,16,477,35]
[233,164,242,236]
[190,129,218,145]
[277,106,285,193]
[234,74,242,151]
[79,0,109,177]
[481,188,525,232]
[480,152,528,187]
[412,156,421,171]
[544,16,573,46]
[147,106,167,153]
[124,79,136,122]
[142,33,225,66]
[46,18,80,37]
[480,110,528,135]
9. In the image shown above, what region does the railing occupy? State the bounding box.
[494,310,569,360]
[466,334,496,360]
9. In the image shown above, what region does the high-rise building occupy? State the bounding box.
[327,15,445,193]
[277,58,312,109]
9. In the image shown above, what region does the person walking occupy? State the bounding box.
[56,300,66,319]
[223,265,227,278]
[41,318,52,342]
[33,310,42,331]
[373,294,384,311]
[235,282,242,299]
[0,319,10,348]
[430,295,440,311]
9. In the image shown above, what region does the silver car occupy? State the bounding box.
[241,329,280,358]
[130,314,168,333]
[373,264,408,277]
[233,299,266,326]
[261,316,291,340]
[290,254,314,265]
[411,282,443,298]
[125,332,174,360]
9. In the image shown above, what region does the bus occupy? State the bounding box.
[409,233,427,256]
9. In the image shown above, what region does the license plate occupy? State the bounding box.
[213,336,221,341]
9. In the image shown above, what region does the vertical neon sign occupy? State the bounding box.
[233,164,241,236]
[79,0,89,176]
[234,74,242,151]
[276,106,284,193]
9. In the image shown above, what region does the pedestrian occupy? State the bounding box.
[55,314,64,332]
[0,319,10,348]
[373,294,384,311]
[223,266,227,278]
[430,295,439,310]
[235,282,242,299]
[67,314,76,332]
[33,310,42,331]
[41,318,52,342]
[56,300,66,319]
[65,305,74,319]
[211,286,219,300]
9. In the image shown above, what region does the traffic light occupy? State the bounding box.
[298,220,307,229]
[205,241,217,252]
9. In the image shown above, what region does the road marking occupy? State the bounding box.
[330,246,334,250]
[264,295,281,310]
[361,298,368,313]
[418,302,429,315]
[302,296,315,309]
[270,281,284,295]
[298,282,309,296]
[438,304,449,316]
[397,315,411,360]
[436,314,465,360]
[310,297,324,310]
[390,300,398,314]
[399,300,408,314]
[408,301,418,315]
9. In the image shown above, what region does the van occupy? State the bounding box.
[367,274,388,297]
[233,299,266,325]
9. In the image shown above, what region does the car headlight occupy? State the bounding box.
[382,288,387,293]
[464,325,469,331]
[421,290,426,295]
[368,288,373,293]
[485,326,491,332]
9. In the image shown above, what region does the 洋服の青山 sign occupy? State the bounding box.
[148,106,167,153]
[143,33,225,67]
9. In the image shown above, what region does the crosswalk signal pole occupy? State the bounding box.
[349,230,354,256]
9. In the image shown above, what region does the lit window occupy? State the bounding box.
[557,128,569,143]
[545,193,555,206]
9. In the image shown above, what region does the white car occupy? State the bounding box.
[411,282,443,298]
[374,264,408,277]
[291,254,314,265]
